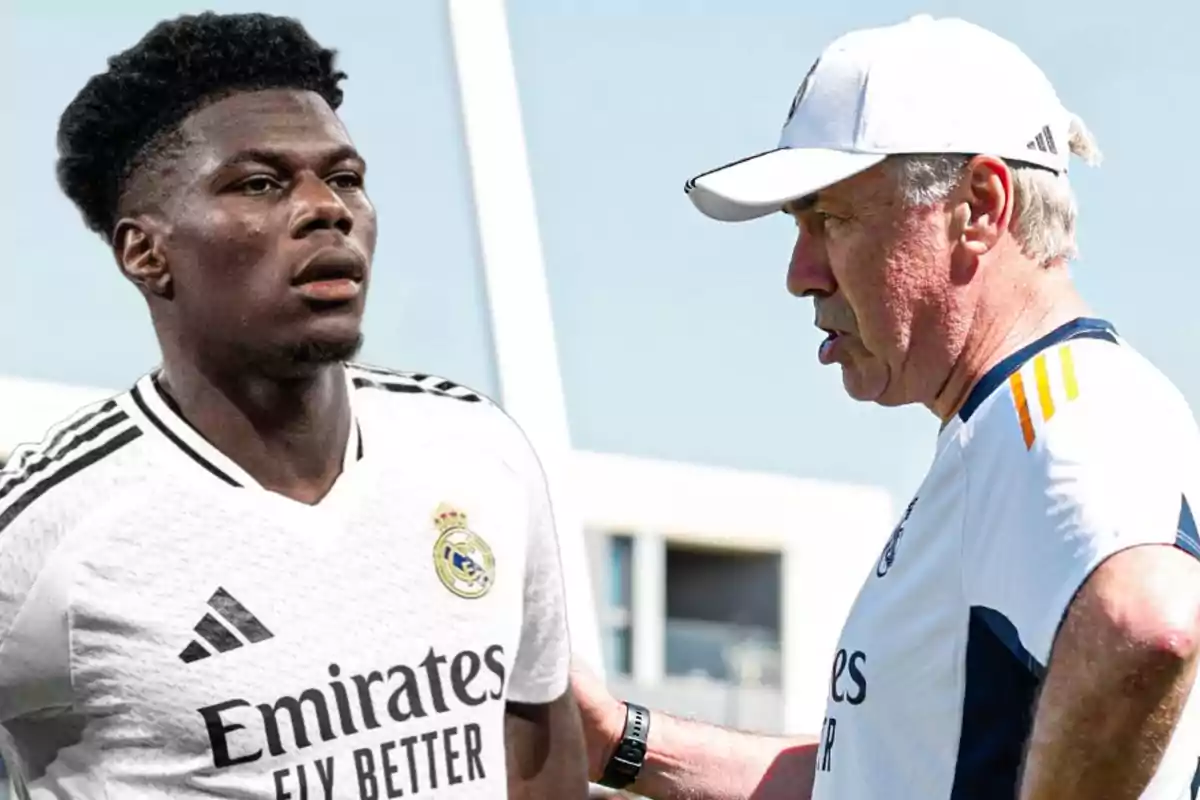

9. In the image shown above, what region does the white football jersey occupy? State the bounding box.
[0,363,572,799]
[810,318,1200,800]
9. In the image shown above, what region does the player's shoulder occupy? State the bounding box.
[957,319,1200,561]
[345,361,531,453]
[0,389,149,571]
[346,361,500,420]
[962,317,1198,470]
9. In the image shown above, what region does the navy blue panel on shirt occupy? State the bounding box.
[1176,494,1200,561]
[950,607,1043,800]
[958,317,1119,423]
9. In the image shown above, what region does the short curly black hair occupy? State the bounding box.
[56,12,347,241]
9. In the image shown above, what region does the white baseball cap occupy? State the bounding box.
[685,15,1075,222]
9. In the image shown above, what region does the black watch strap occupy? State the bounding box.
[598,701,651,790]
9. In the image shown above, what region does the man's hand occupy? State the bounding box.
[569,660,818,800]
[1019,545,1200,799]
[505,688,589,799]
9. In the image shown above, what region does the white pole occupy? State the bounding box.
[445,0,606,677]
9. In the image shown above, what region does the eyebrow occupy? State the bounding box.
[782,194,818,215]
[221,145,364,172]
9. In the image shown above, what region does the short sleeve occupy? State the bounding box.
[0,512,74,726]
[961,384,1200,667]
[0,410,114,755]
[504,428,572,705]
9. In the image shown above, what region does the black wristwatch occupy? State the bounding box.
[598,701,651,790]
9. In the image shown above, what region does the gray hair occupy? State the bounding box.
[886,114,1102,266]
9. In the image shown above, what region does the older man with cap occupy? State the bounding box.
[576,14,1200,800]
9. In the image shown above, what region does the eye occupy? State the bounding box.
[237,175,281,196]
[816,210,851,232]
[328,172,364,191]
[796,210,829,236]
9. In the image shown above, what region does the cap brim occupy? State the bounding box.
[685,148,887,222]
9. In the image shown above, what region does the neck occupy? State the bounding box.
[157,356,351,504]
[931,266,1091,424]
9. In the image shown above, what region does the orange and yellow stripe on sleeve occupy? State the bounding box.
[1009,343,1082,450]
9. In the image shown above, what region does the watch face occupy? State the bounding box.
[616,742,642,761]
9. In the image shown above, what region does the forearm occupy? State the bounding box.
[505,693,589,799]
[628,711,817,800]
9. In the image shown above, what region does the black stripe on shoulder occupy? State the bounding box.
[130,385,240,487]
[348,364,487,405]
[41,400,120,459]
[352,375,485,404]
[0,426,143,536]
[352,376,424,394]
[348,363,439,384]
[3,399,120,474]
[0,407,130,503]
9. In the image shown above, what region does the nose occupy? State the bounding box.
[289,174,353,239]
[786,225,836,298]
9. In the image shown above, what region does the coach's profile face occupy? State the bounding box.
[113,88,378,374]
[785,157,1009,409]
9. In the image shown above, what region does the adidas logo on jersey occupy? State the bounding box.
[179,587,274,664]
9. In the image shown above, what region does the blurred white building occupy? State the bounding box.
[575,451,892,734]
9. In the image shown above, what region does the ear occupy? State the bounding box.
[956,155,1015,259]
[112,216,172,297]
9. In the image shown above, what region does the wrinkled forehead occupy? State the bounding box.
[177,88,356,169]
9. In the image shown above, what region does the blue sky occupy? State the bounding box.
[5,0,1196,507]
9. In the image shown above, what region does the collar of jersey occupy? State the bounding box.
[956,316,1119,424]
[128,367,363,489]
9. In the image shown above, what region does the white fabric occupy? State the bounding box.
[0,364,572,798]
[809,319,1200,799]
[686,14,1075,221]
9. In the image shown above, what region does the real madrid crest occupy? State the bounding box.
[876,495,917,578]
[432,503,495,599]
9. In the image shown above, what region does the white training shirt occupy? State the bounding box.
[810,317,1200,800]
[0,363,572,799]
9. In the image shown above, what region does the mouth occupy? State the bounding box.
[816,325,849,365]
[292,248,366,303]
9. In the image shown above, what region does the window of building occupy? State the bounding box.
[601,534,634,676]
[663,544,782,688]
